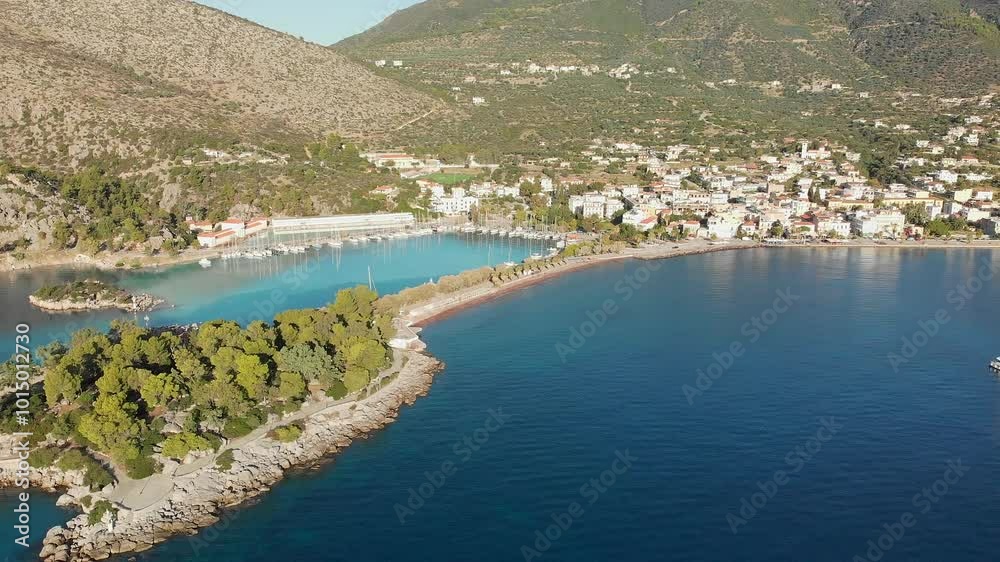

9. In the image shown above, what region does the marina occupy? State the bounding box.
[210,217,565,264]
[0,232,556,347]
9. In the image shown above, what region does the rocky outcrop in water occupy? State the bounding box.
[28,281,164,313]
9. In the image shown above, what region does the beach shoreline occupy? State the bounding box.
[406,236,1000,328]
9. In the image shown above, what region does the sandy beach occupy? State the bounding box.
[406,237,1000,327]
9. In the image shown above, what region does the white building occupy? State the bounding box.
[581,200,605,218]
[706,216,740,239]
[816,218,851,238]
[851,212,905,238]
[431,196,478,215]
[939,170,960,185]
[604,199,625,217]
[622,209,655,231]
[496,185,520,198]
[198,229,237,248]
[362,152,424,169]
[219,219,247,237]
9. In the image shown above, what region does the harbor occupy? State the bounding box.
[0,229,559,347]
[192,212,565,265]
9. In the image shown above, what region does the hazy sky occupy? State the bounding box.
[194,0,423,45]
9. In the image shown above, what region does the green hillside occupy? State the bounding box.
[344,0,997,88]
[336,0,997,159]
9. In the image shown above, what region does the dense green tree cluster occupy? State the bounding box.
[6,287,393,479]
[3,162,194,254]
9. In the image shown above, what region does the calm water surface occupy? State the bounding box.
[1,234,549,347]
[3,248,998,561]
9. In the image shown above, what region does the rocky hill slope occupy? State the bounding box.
[0,0,444,173]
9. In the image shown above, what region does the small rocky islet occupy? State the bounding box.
[29,280,163,313]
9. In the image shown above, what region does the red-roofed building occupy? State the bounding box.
[187,221,214,233]
[244,219,268,237]
[370,185,399,197]
[219,219,247,237]
[198,229,237,248]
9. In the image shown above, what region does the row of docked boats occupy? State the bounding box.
[217,227,442,261]
[209,224,564,264]
[458,225,562,241]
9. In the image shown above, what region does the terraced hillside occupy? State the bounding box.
[338,0,998,159]
[840,0,1000,91]
[345,0,998,91]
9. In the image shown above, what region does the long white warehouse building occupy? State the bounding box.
[270,213,416,235]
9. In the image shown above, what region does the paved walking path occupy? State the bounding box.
[108,350,407,511]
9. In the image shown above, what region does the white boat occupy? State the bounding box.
[330,240,343,248]
[529,253,542,260]
[991,357,1000,373]
[199,258,212,268]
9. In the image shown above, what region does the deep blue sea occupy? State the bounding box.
[3,248,999,561]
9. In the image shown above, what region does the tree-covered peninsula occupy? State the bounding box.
[4,286,394,481]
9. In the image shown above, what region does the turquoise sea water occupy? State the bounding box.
[2,248,999,561]
[0,234,549,347]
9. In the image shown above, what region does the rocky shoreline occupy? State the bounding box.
[28,292,163,314]
[0,352,442,562]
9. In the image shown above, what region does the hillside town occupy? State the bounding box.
[356,97,999,244]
